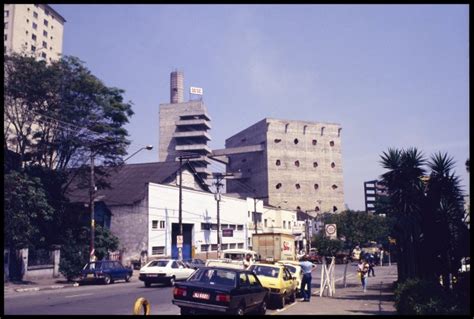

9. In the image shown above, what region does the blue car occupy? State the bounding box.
[79,260,133,285]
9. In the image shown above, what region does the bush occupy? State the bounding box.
[394,278,460,315]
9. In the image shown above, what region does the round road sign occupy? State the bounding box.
[326,224,336,236]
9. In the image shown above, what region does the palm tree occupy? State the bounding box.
[379,148,426,281]
[424,153,469,288]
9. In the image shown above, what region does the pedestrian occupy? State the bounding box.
[243,253,253,269]
[357,258,369,292]
[367,254,375,277]
[299,255,316,302]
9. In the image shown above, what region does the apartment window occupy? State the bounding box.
[4,34,7,41]
[229,243,236,249]
[295,183,301,190]
[4,10,9,18]
[333,206,338,212]
[211,224,218,230]
[313,162,318,168]
[264,219,267,227]
[211,244,218,251]
[32,34,37,41]
[229,224,236,230]
[330,141,335,147]
[31,45,36,52]
[50,36,53,40]
[237,224,243,231]
[276,183,282,189]
[315,206,320,212]
[4,22,7,29]
[43,30,48,37]
[332,184,338,190]
[201,244,209,252]
[274,139,281,143]
[294,138,299,144]
[45,9,50,16]
[42,41,47,48]
[294,160,300,167]
[41,52,46,59]
[288,222,291,229]
[32,22,37,29]
[312,139,317,145]
[151,246,165,255]
[43,19,49,26]
[314,183,319,190]
[221,224,229,229]
[331,162,336,168]
[237,243,244,249]
[201,223,211,230]
[152,220,158,229]
[33,11,38,18]
[221,244,228,250]
[159,220,165,229]
[276,159,281,166]
[283,221,286,229]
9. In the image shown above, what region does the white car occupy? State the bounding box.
[138,259,195,287]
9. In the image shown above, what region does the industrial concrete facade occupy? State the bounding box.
[4,4,65,62]
[159,71,211,182]
[225,118,345,216]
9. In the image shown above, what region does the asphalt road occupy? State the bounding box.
[4,263,356,315]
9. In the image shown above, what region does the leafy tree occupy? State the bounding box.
[94,225,119,261]
[312,234,343,257]
[4,171,54,250]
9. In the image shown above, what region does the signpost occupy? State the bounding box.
[177,235,183,248]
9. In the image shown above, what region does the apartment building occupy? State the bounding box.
[4,4,65,62]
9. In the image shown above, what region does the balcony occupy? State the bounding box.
[175,144,212,153]
[173,131,211,141]
[176,119,211,129]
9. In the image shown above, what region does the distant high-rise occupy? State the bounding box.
[225,118,345,215]
[4,4,66,62]
[363,180,388,214]
[159,71,211,182]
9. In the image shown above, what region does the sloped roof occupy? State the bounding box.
[296,210,313,221]
[66,161,209,206]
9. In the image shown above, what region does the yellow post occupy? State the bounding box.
[133,297,151,315]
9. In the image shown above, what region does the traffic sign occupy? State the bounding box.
[325,224,337,239]
[177,235,183,248]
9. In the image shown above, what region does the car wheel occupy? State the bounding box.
[235,305,245,316]
[103,275,111,285]
[144,281,151,288]
[125,274,131,282]
[289,291,296,303]
[168,276,175,286]
[258,300,267,315]
[278,295,285,309]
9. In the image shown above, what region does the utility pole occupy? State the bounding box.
[215,180,223,259]
[305,218,310,254]
[254,198,258,235]
[178,156,183,261]
[89,153,95,261]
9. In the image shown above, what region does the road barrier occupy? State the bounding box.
[133,297,151,315]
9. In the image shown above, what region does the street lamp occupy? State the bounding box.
[89,145,153,261]
[212,172,235,259]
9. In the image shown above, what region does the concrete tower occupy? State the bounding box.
[170,70,184,104]
[225,118,345,216]
[159,71,211,183]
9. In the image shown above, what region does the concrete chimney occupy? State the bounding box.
[170,70,184,104]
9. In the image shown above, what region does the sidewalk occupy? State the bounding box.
[4,270,141,294]
[276,264,398,315]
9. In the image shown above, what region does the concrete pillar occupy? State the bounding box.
[19,248,28,281]
[52,246,61,278]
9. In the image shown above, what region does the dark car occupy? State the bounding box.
[172,266,268,315]
[79,260,132,285]
[183,258,205,270]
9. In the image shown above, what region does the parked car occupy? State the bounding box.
[183,258,205,270]
[139,259,195,287]
[172,266,268,315]
[275,260,303,296]
[79,260,132,285]
[248,263,297,309]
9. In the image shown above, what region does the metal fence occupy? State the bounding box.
[28,249,53,267]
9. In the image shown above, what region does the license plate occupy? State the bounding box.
[192,292,210,300]
[147,274,158,277]
[87,274,94,278]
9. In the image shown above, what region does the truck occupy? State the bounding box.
[252,232,296,262]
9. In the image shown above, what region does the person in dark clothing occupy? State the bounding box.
[366,253,375,277]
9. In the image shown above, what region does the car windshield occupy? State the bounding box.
[249,265,280,278]
[147,260,169,267]
[83,262,102,270]
[284,265,297,273]
[188,268,236,287]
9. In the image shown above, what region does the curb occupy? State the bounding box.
[12,284,76,293]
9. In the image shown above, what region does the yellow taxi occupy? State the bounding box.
[275,260,303,297]
[248,263,297,309]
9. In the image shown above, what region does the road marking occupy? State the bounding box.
[271,300,298,315]
[64,293,94,298]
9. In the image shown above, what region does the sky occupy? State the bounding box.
[52,4,469,211]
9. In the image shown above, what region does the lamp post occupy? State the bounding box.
[89,145,153,262]
[212,172,234,259]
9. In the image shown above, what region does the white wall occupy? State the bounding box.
[147,183,248,258]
